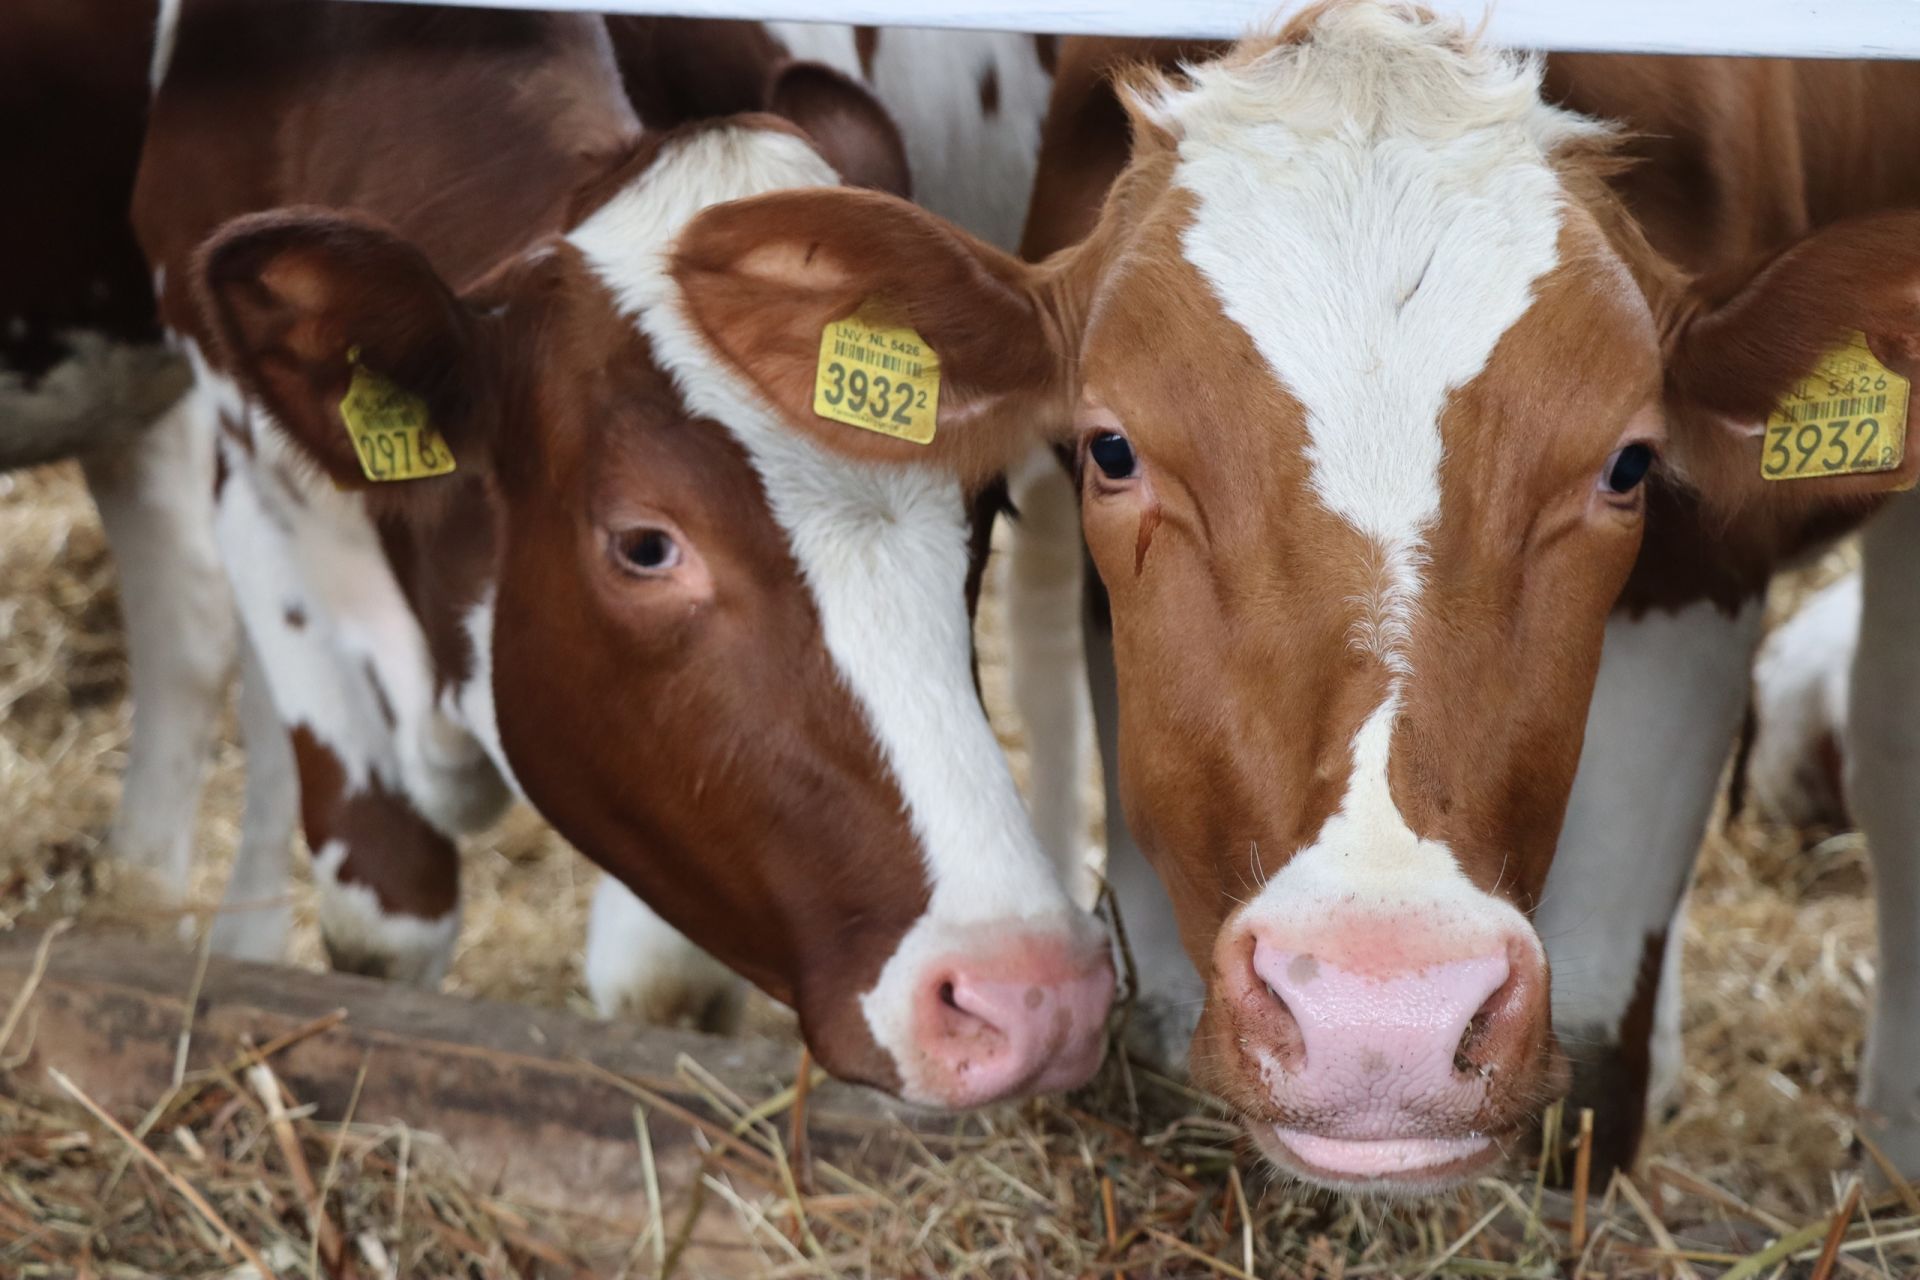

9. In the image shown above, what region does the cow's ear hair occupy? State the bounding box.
[671,187,1080,484]
[1665,210,1920,524]
[196,208,493,490]
[764,60,912,199]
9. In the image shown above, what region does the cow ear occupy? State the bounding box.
[670,187,1078,484]
[765,60,912,199]
[196,209,492,491]
[1665,210,1920,524]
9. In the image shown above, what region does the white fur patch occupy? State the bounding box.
[1749,571,1859,823]
[80,380,231,888]
[1160,5,1593,675]
[452,591,520,796]
[567,126,1082,1096]
[311,841,460,986]
[1540,601,1763,1042]
[585,874,743,1028]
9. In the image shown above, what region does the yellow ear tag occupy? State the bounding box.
[339,347,457,482]
[812,301,941,445]
[1761,331,1909,482]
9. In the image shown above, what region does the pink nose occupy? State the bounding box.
[1236,930,1546,1179]
[913,937,1113,1107]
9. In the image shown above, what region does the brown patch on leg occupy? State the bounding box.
[978,66,1000,116]
[853,26,880,80]
[288,726,461,978]
[1033,33,1059,74]
[1561,930,1668,1184]
[1814,728,1850,824]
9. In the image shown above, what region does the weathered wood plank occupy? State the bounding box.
[0,927,904,1231]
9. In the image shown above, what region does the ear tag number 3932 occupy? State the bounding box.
[339,346,457,482]
[812,301,941,445]
[1761,331,1909,482]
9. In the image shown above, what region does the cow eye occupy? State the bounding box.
[611,526,682,575]
[1602,443,1654,495]
[1088,431,1138,482]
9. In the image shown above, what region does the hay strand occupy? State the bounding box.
[48,1067,279,1278]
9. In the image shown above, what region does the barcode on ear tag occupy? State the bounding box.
[812,301,940,445]
[1761,331,1909,482]
[339,348,457,481]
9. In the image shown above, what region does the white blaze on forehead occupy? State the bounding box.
[1148,5,1602,930]
[1155,4,1598,671]
[566,126,1081,1095]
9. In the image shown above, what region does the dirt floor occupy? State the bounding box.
[0,455,1897,1272]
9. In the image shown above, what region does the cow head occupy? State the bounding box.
[193,117,1111,1108]
[658,3,1920,1190]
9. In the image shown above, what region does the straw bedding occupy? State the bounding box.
[2,458,1910,1276]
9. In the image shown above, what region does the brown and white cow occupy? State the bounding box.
[1029,12,1920,1189]
[131,0,1110,1108]
[657,1,1920,1187]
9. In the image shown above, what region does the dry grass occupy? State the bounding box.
[1,459,1909,1275]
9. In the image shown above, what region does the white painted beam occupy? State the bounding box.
[338,0,1920,60]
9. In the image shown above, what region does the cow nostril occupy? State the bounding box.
[1455,966,1517,1075]
[1454,1023,1479,1076]
[938,980,961,1011]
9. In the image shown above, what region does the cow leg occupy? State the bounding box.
[79,393,235,897]
[206,632,297,963]
[585,875,744,1032]
[1851,490,1920,1176]
[1005,448,1095,902]
[1538,599,1764,1178]
[1087,589,1203,1069]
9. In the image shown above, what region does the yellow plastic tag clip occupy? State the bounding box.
[339,346,457,482]
[812,301,941,445]
[1761,331,1909,482]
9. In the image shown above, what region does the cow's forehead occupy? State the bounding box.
[1143,29,1599,550]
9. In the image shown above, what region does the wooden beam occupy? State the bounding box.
[0,928,901,1245]
[334,0,1920,60]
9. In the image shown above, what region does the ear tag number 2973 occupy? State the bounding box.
[812,301,941,445]
[1761,331,1909,482]
[338,347,457,482]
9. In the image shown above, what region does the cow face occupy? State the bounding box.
[195,120,1112,1108]
[667,5,1920,1192]
[1055,19,1661,1188]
